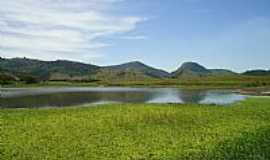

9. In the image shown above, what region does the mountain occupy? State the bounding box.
[172,62,237,78]
[101,61,171,78]
[172,62,210,78]
[209,69,238,76]
[1,57,268,84]
[0,57,100,81]
[0,58,170,82]
[243,70,270,76]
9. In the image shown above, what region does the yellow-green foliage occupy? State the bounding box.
[3,75,270,88]
[1,98,270,159]
[108,75,270,88]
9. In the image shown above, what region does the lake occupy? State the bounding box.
[0,87,246,108]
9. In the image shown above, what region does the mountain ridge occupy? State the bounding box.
[103,61,171,78]
[171,62,238,78]
[243,70,270,76]
[0,57,269,83]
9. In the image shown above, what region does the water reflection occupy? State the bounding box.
[177,90,207,103]
[0,90,157,108]
[200,90,246,105]
[147,89,181,103]
[0,87,246,108]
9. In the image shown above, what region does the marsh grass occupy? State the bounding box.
[1,98,270,159]
[2,75,270,89]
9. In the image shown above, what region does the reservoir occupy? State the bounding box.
[0,87,246,108]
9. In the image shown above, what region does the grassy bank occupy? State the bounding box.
[1,98,270,159]
[1,75,270,89]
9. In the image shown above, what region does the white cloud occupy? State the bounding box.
[120,35,148,40]
[0,0,145,62]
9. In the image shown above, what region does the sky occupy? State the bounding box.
[0,0,270,72]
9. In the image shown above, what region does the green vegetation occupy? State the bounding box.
[0,57,99,83]
[2,75,270,89]
[102,61,170,78]
[1,58,270,88]
[243,69,270,76]
[2,97,270,160]
[0,73,17,85]
[100,76,270,88]
[171,62,238,78]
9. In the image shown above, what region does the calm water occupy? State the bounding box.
[0,87,246,108]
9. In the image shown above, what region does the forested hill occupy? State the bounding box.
[0,57,269,84]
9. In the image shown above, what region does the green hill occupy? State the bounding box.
[172,62,210,78]
[172,62,237,79]
[0,58,170,82]
[102,61,170,78]
[209,69,238,76]
[1,57,269,86]
[243,70,270,76]
[0,57,99,81]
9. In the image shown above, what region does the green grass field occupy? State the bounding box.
[1,97,270,160]
[2,75,270,89]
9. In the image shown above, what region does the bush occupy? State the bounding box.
[0,74,16,85]
[20,75,39,84]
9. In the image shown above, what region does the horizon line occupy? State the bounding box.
[1,56,269,74]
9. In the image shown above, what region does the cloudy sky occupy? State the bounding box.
[0,0,270,72]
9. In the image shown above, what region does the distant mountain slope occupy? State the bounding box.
[172,62,210,78]
[0,57,99,81]
[103,61,171,78]
[243,70,270,76]
[0,58,170,81]
[172,62,237,78]
[95,69,153,82]
[1,57,269,83]
[209,69,238,76]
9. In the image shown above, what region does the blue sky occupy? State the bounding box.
[0,0,270,72]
